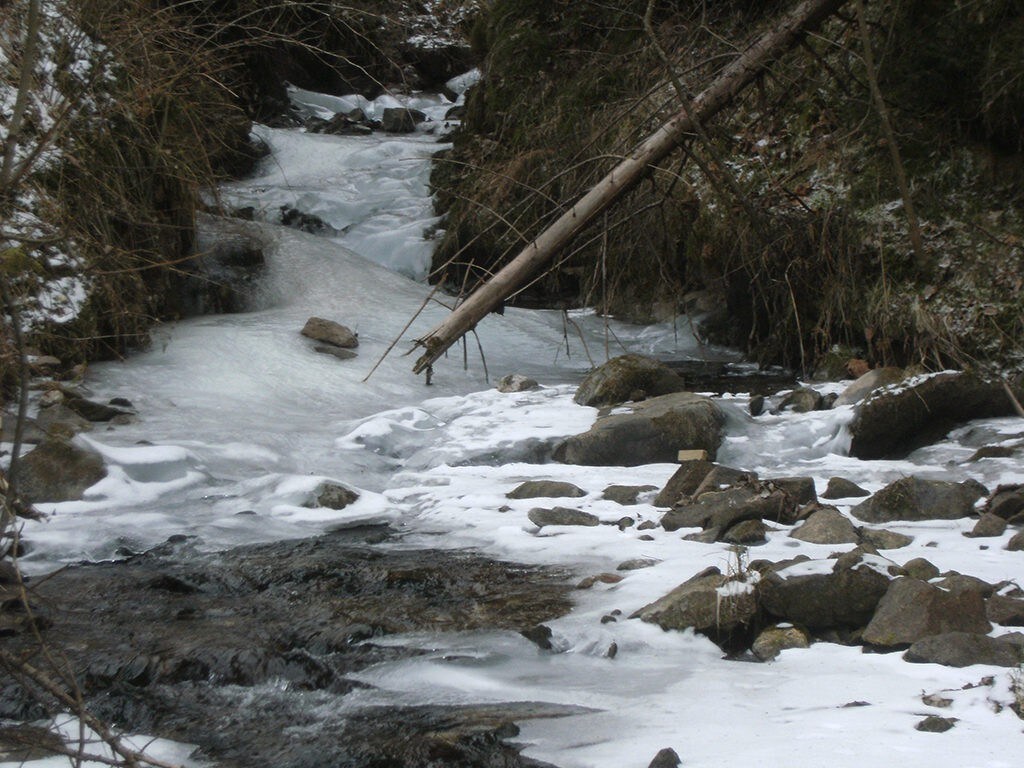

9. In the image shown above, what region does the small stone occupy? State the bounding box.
[300,317,358,348]
[637,520,658,530]
[575,573,624,589]
[915,716,957,733]
[529,507,599,528]
[921,693,953,708]
[822,476,870,499]
[496,374,538,393]
[614,517,635,530]
[315,482,359,510]
[617,558,659,571]
[1006,530,1024,551]
[902,558,940,581]
[602,484,656,505]
[774,387,822,413]
[749,395,765,417]
[508,481,586,500]
[38,389,64,408]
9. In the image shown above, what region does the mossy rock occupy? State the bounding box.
[573,354,686,407]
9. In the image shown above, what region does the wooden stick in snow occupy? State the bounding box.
[413,0,850,375]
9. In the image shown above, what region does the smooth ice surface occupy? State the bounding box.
[11,80,1024,768]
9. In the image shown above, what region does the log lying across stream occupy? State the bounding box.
[413,0,849,376]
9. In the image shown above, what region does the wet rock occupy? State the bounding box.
[757,555,891,630]
[849,371,1023,458]
[280,206,336,234]
[573,354,687,407]
[632,567,758,649]
[507,480,586,499]
[901,558,940,581]
[555,392,725,466]
[964,513,1007,538]
[300,317,358,348]
[602,484,656,505]
[648,747,682,768]
[10,437,106,503]
[904,632,1024,668]
[858,528,914,550]
[528,507,599,528]
[748,395,765,417]
[520,624,554,650]
[496,374,538,393]
[851,477,984,523]
[987,596,1024,626]
[721,519,768,545]
[314,345,358,361]
[381,107,426,133]
[789,508,859,544]
[314,482,360,510]
[822,476,870,499]
[914,715,957,732]
[0,532,574,759]
[752,624,810,661]
[773,386,822,413]
[986,484,1024,519]
[834,367,905,407]
[862,579,991,647]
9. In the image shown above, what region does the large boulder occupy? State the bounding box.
[11,437,107,503]
[661,486,796,534]
[903,632,1024,667]
[848,371,1024,458]
[554,392,725,466]
[757,555,891,630]
[851,477,984,523]
[300,317,358,348]
[862,578,992,648]
[789,508,859,545]
[573,354,687,407]
[631,567,759,648]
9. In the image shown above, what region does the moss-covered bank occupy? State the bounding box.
[431,0,1024,373]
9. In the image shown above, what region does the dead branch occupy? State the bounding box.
[412,0,851,376]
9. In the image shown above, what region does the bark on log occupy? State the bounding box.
[413,0,849,375]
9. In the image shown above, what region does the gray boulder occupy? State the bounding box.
[757,555,890,629]
[859,528,914,550]
[789,508,859,545]
[507,480,586,499]
[849,371,1024,458]
[528,507,599,528]
[721,518,768,546]
[11,437,107,503]
[573,354,686,407]
[986,484,1024,519]
[904,632,1024,667]
[652,459,716,507]
[632,567,758,646]
[313,482,359,510]
[602,484,656,505]
[773,387,822,413]
[1007,531,1024,551]
[300,317,358,348]
[965,513,1007,538]
[851,477,984,523]
[554,392,725,466]
[862,578,992,647]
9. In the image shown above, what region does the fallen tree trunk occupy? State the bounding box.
[413,0,849,375]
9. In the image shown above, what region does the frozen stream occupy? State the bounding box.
[9,80,1024,767]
